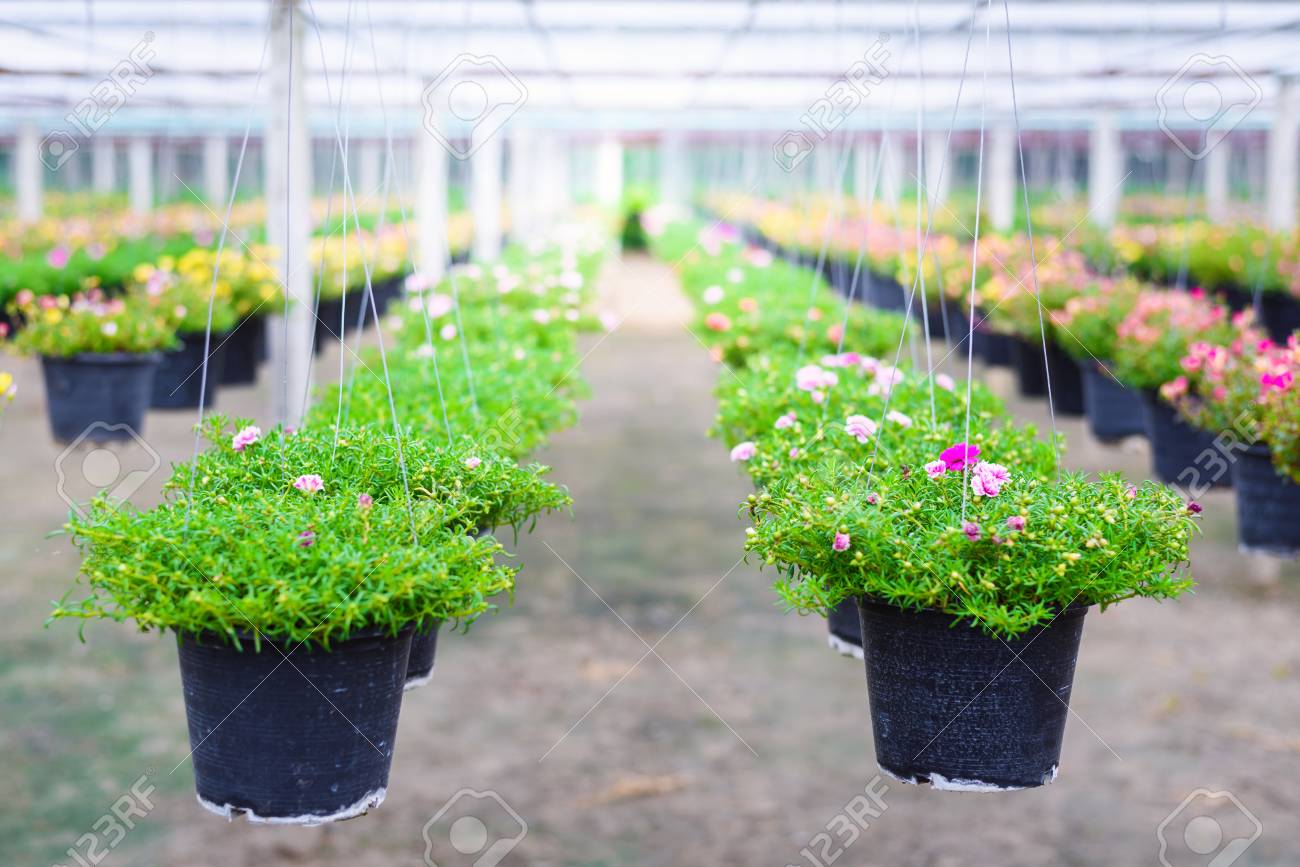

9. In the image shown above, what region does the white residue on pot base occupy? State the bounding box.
[826,634,865,660]
[876,764,1058,792]
[196,787,387,825]
[403,672,434,691]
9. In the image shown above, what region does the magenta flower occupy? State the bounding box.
[464,456,482,470]
[298,530,316,548]
[865,492,879,505]
[1006,515,1026,531]
[832,531,851,552]
[844,414,878,443]
[962,521,981,541]
[1187,501,1203,514]
[46,246,70,269]
[730,441,756,462]
[970,461,1010,497]
[231,425,262,452]
[774,411,796,430]
[293,474,324,494]
[940,443,981,471]
[924,460,947,479]
[1261,370,1294,392]
[357,493,373,510]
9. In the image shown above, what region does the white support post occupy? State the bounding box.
[128,136,153,215]
[923,130,951,209]
[1204,140,1231,223]
[265,0,313,428]
[987,123,1017,233]
[203,134,229,205]
[1055,139,1076,202]
[358,139,382,199]
[853,138,876,207]
[15,124,43,221]
[879,133,902,209]
[471,129,504,262]
[659,131,688,209]
[1266,76,1298,233]
[416,125,448,280]
[92,137,115,194]
[595,135,624,209]
[1088,113,1122,229]
[157,139,178,202]
[507,128,534,243]
[537,133,570,225]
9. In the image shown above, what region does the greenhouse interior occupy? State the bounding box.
[3,1,1300,865]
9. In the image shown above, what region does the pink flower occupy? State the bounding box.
[293,474,324,494]
[1006,515,1026,531]
[865,492,879,505]
[774,411,796,430]
[1160,376,1189,401]
[940,443,981,471]
[924,460,947,479]
[704,312,732,332]
[231,425,262,452]
[46,246,70,269]
[970,461,1010,497]
[357,493,373,509]
[796,364,838,392]
[730,441,756,462]
[820,352,861,368]
[298,530,316,548]
[464,456,482,470]
[788,447,800,458]
[886,410,912,428]
[868,365,904,397]
[832,531,851,552]
[935,373,955,392]
[1125,484,1138,500]
[702,285,725,305]
[962,521,981,541]
[738,297,758,313]
[1262,370,1293,392]
[1187,501,1203,514]
[845,414,878,443]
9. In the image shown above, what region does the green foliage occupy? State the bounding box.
[4,289,177,356]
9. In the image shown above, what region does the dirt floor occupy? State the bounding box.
[3,252,1299,867]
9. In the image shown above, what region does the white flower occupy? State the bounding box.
[886,410,912,428]
[439,323,457,340]
[100,321,118,336]
[702,285,725,305]
[532,309,552,325]
[726,267,745,284]
[559,270,584,290]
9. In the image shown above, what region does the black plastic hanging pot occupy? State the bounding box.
[972,313,1013,367]
[41,353,160,443]
[1081,361,1145,442]
[827,598,863,659]
[1257,292,1300,344]
[151,331,229,410]
[1010,336,1048,397]
[867,272,908,312]
[1139,391,1229,489]
[856,598,1088,791]
[944,303,974,357]
[177,626,413,824]
[1230,445,1300,556]
[314,296,347,353]
[220,316,265,386]
[404,621,442,689]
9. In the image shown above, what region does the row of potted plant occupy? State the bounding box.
[648,214,1198,791]
[48,228,606,824]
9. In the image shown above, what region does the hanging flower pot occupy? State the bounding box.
[972,313,1013,366]
[151,331,229,410]
[220,316,266,386]
[404,621,442,689]
[1080,360,1146,442]
[1010,336,1047,397]
[1257,292,1300,344]
[1140,391,1228,488]
[826,598,862,659]
[177,627,413,824]
[943,302,973,357]
[1009,338,1084,414]
[42,353,160,442]
[867,272,908,312]
[856,599,1088,790]
[1230,445,1300,556]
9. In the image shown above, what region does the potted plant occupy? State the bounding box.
[1050,277,1146,442]
[3,289,175,442]
[747,455,1196,790]
[1165,332,1300,554]
[1113,289,1240,486]
[132,260,240,410]
[53,418,570,822]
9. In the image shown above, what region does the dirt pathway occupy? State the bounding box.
[4,253,1298,866]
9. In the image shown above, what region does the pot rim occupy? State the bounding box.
[177,622,415,652]
[42,351,164,365]
[855,595,1092,626]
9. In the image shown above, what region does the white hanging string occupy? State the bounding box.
[912,0,938,427]
[1002,0,1062,481]
[959,5,994,523]
[183,18,272,528]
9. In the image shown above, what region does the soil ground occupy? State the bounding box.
[3,252,1298,866]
